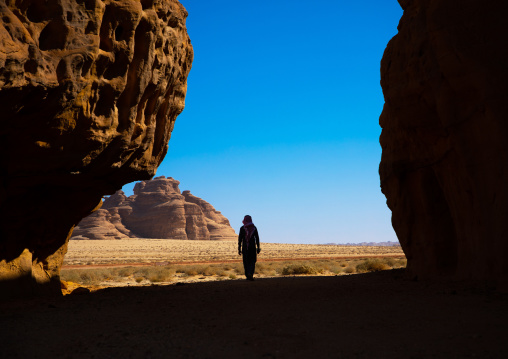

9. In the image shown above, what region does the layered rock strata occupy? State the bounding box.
[72,176,237,241]
[0,0,193,297]
[380,0,508,282]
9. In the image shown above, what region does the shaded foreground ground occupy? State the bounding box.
[1,270,507,358]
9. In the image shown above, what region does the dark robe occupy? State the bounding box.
[238,225,260,279]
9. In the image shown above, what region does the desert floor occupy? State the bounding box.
[63,239,405,266]
[1,270,507,358]
[1,241,506,358]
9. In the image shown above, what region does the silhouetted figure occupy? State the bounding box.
[238,215,261,281]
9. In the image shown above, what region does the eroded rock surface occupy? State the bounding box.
[0,0,193,297]
[72,176,237,241]
[380,0,508,281]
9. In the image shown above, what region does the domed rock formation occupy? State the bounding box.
[72,176,237,241]
[380,0,508,282]
[0,0,193,297]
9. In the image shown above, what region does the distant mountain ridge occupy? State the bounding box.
[322,241,401,247]
[72,176,237,241]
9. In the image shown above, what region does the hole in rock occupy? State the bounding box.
[99,5,114,52]
[24,59,38,74]
[93,83,117,118]
[140,0,154,10]
[85,20,97,34]
[167,17,179,28]
[71,55,85,77]
[81,54,94,77]
[155,37,163,49]
[115,25,124,41]
[94,53,112,78]
[103,51,129,80]
[26,0,59,22]
[56,59,68,83]
[39,20,69,51]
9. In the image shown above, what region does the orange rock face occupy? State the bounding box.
[380,0,508,281]
[0,0,193,297]
[72,176,237,241]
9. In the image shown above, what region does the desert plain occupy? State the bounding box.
[60,240,405,289]
[63,239,404,266]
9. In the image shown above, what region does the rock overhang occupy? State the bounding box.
[0,0,193,298]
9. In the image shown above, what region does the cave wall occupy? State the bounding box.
[0,0,193,297]
[380,0,508,281]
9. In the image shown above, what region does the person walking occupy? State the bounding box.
[238,215,261,281]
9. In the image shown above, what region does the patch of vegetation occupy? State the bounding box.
[344,266,356,274]
[281,264,318,275]
[356,259,390,273]
[60,256,407,287]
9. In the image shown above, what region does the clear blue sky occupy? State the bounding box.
[123,0,404,244]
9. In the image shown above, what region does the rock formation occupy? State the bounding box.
[72,176,237,241]
[0,0,193,298]
[380,0,508,282]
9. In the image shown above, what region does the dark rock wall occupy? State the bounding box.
[0,0,193,297]
[380,0,508,281]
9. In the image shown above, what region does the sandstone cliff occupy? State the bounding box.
[0,0,193,297]
[380,0,508,282]
[72,176,237,241]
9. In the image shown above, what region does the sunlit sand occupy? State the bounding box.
[64,239,404,266]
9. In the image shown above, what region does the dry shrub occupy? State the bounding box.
[97,268,117,280]
[263,269,277,276]
[60,269,81,283]
[183,267,199,276]
[328,265,343,274]
[393,258,407,268]
[384,257,396,267]
[256,263,274,275]
[148,267,173,283]
[344,266,356,274]
[118,267,135,277]
[79,271,94,284]
[61,257,407,286]
[181,264,200,277]
[356,259,390,273]
[282,264,317,275]
[231,263,243,274]
[203,266,214,276]
[62,268,112,285]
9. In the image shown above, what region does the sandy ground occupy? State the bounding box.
[64,239,404,266]
[61,240,406,290]
[1,270,507,358]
